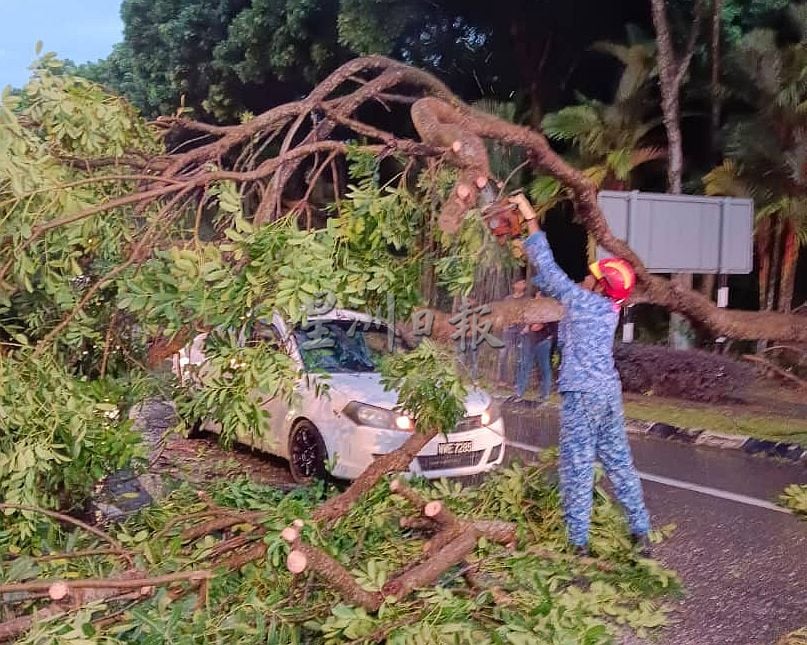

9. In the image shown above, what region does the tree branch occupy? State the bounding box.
[675,0,706,88]
[0,504,132,566]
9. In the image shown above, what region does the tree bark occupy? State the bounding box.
[767,218,783,312]
[381,529,480,599]
[777,220,799,313]
[650,0,702,194]
[756,218,773,310]
[312,427,438,524]
[286,542,383,611]
[650,0,704,348]
[700,273,717,301]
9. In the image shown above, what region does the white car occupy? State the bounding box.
[174,309,505,483]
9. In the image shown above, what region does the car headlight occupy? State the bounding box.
[343,402,413,430]
[481,401,502,426]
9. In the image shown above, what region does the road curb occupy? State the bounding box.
[625,420,807,464]
[498,396,807,464]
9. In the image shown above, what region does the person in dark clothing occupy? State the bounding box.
[514,319,556,402]
[497,279,527,386]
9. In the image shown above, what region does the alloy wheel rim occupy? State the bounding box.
[292,427,319,476]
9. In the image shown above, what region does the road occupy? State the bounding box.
[502,404,807,645]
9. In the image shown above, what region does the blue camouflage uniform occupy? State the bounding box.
[524,231,650,547]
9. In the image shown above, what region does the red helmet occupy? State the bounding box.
[588,258,635,304]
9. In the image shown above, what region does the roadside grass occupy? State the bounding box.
[622,395,807,447]
[476,367,807,446]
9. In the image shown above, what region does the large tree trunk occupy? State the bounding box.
[650,0,704,349]
[777,220,799,313]
[756,218,773,310]
[510,17,545,127]
[650,0,701,195]
[670,273,695,349]
[700,273,717,301]
[767,218,783,312]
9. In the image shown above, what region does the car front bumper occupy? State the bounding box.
[326,417,506,480]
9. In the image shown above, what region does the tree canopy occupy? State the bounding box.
[78,0,658,122]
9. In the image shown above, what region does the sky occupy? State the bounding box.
[0,0,123,88]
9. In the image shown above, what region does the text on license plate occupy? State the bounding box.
[437,441,473,455]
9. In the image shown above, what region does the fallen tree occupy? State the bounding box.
[2,56,804,347]
[0,461,679,642]
[0,52,786,641]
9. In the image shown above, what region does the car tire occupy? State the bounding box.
[187,419,205,439]
[288,420,328,484]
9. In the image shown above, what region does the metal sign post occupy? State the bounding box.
[622,305,635,343]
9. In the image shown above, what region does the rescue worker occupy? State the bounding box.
[493,193,651,556]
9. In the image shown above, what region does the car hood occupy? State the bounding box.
[323,372,490,416]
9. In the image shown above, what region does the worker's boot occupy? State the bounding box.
[571,544,590,558]
[630,533,652,558]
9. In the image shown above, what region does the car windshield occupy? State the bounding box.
[293,320,410,373]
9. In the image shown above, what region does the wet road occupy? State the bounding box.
[502,404,807,645]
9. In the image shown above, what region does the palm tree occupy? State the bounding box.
[704,7,807,313]
[532,29,666,263]
[540,30,665,192]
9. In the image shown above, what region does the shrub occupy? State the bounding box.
[614,344,754,403]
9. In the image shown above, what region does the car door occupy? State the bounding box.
[244,321,293,457]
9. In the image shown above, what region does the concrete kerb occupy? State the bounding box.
[497,396,807,464]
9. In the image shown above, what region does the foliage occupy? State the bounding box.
[614,344,754,402]
[778,484,807,517]
[721,0,792,43]
[2,464,679,643]
[175,336,298,449]
[0,66,500,542]
[0,352,145,545]
[78,0,344,121]
[704,7,807,310]
[540,30,664,192]
[380,340,466,433]
[75,0,662,122]
[0,60,168,540]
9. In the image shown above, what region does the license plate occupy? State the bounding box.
[438,441,473,455]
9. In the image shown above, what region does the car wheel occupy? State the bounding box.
[187,419,205,439]
[288,420,328,484]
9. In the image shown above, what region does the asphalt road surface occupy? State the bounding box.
[502,403,807,645]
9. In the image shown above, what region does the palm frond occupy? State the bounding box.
[592,40,656,103]
[582,164,609,188]
[630,146,667,167]
[606,149,634,181]
[541,104,606,156]
[703,160,752,198]
[728,29,783,101]
[591,41,632,65]
[528,175,568,214]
